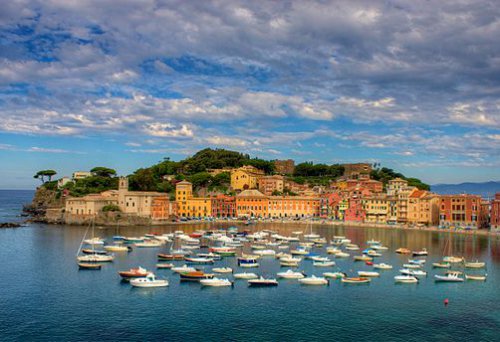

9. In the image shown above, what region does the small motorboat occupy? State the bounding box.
[158,254,185,261]
[280,260,300,267]
[357,271,380,277]
[434,272,464,282]
[394,275,418,283]
[253,249,276,257]
[373,263,393,270]
[77,254,114,262]
[156,263,174,269]
[335,252,350,258]
[366,250,382,257]
[400,269,427,277]
[408,259,426,265]
[238,257,259,268]
[179,271,214,281]
[326,247,341,255]
[310,256,329,262]
[119,267,149,279]
[184,257,215,264]
[432,262,451,268]
[412,248,428,256]
[81,248,107,255]
[395,248,411,254]
[200,277,233,287]
[371,245,388,251]
[78,262,102,270]
[341,277,371,284]
[277,270,305,279]
[313,261,335,267]
[248,277,278,287]
[365,261,373,266]
[464,261,486,269]
[104,245,132,252]
[465,274,487,281]
[212,267,233,274]
[84,237,105,245]
[345,244,360,251]
[134,240,163,248]
[323,272,346,279]
[233,272,259,280]
[209,247,236,256]
[443,256,464,263]
[130,273,168,288]
[298,275,328,285]
[171,265,197,274]
[403,264,422,269]
[353,255,373,262]
[291,248,309,255]
[366,239,381,245]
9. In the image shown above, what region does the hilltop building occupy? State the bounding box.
[72,171,92,180]
[274,159,295,175]
[258,175,284,195]
[230,165,265,191]
[342,163,372,180]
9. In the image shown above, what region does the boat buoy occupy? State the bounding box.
[444,299,449,306]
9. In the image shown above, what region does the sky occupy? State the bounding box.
[0,0,499,189]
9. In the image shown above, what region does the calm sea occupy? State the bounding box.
[0,190,499,341]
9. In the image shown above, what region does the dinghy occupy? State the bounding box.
[298,275,328,285]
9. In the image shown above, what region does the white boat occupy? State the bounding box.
[400,269,427,276]
[185,257,214,264]
[233,272,259,279]
[104,245,130,252]
[156,263,174,269]
[341,277,371,284]
[310,256,329,262]
[84,237,105,245]
[403,264,422,269]
[371,245,388,251]
[434,272,464,282]
[465,274,487,281]
[432,262,451,268]
[135,240,163,248]
[253,249,276,257]
[130,273,168,288]
[298,275,328,285]
[412,248,428,256]
[304,233,320,240]
[326,247,341,254]
[408,259,426,265]
[357,271,380,277]
[367,250,381,257]
[443,256,464,263]
[313,261,335,267]
[335,252,350,258]
[373,263,393,270]
[464,261,486,269]
[323,272,346,279]
[200,277,232,287]
[171,265,197,273]
[367,239,380,245]
[345,244,360,251]
[277,270,305,279]
[77,254,114,262]
[291,248,309,255]
[394,275,418,283]
[212,267,233,274]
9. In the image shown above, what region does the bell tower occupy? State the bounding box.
[119,176,129,191]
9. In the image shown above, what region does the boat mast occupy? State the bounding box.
[76,219,92,257]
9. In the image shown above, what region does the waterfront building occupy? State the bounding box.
[267,196,321,218]
[72,171,92,180]
[211,194,237,218]
[342,163,372,180]
[491,193,500,231]
[387,178,408,196]
[151,197,177,221]
[175,180,211,218]
[395,186,417,223]
[344,196,365,222]
[65,190,118,216]
[362,194,390,223]
[116,177,168,217]
[274,159,295,175]
[236,190,268,218]
[230,165,265,191]
[258,175,284,195]
[439,194,486,229]
[407,190,440,226]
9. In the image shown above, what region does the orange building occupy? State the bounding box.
[491,193,500,231]
[151,196,177,221]
[236,190,268,218]
[407,190,440,226]
[268,196,321,218]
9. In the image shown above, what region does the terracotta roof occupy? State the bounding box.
[237,189,267,197]
[409,190,426,198]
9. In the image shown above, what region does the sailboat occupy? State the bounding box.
[442,229,463,263]
[463,235,486,269]
[303,218,320,240]
[76,217,114,263]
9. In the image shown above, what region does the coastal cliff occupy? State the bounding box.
[23,187,65,224]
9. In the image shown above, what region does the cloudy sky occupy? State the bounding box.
[1,0,499,188]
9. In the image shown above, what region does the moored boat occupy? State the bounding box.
[412,248,428,256]
[184,257,215,264]
[119,266,149,279]
[156,263,174,269]
[400,269,427,277]
[357,271,380,277]
[77,254,114,262]
[394,275,418,283]
[78,262,102,270]
[233,272,259,279]
[104,244,132,252]
[277,269,305,279]
[81,248,107,255]
[373,263,393,270]
[341,277,371,284]
[212,267,233,274]
[130,273,168,288]
[171,265,197,273]
[465,274,487,281]
[179,271,214,281]
[432,262,451,268]
[464,261,486,269]
[248,277,278,287]
[395,247,411,254]
[158,253,185,261]
[200,277,233,287]
[353,255,373,262]
[434,271,464,282]
[323,272,346,279]
[298,275,328,285]
[313,261,335,267]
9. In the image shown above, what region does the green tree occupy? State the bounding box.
[34,170,57,183]
[90,167,117,178]
[102,204,121,212]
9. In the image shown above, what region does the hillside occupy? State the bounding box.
[431,181,500,198]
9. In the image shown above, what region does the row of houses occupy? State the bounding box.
[64,174,500,230]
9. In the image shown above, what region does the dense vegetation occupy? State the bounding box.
[370,167,430,190]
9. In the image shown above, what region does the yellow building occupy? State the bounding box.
[387,178,408,196]
[175,180,211,218]
[230,165,265,191]
[362,194,390,223]
[407,190,440,226]
[268,196,321,218]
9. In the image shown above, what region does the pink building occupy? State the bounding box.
[344,197,365,222]
[491,193,500,231]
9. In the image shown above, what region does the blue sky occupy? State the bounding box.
[0,0,499,189]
